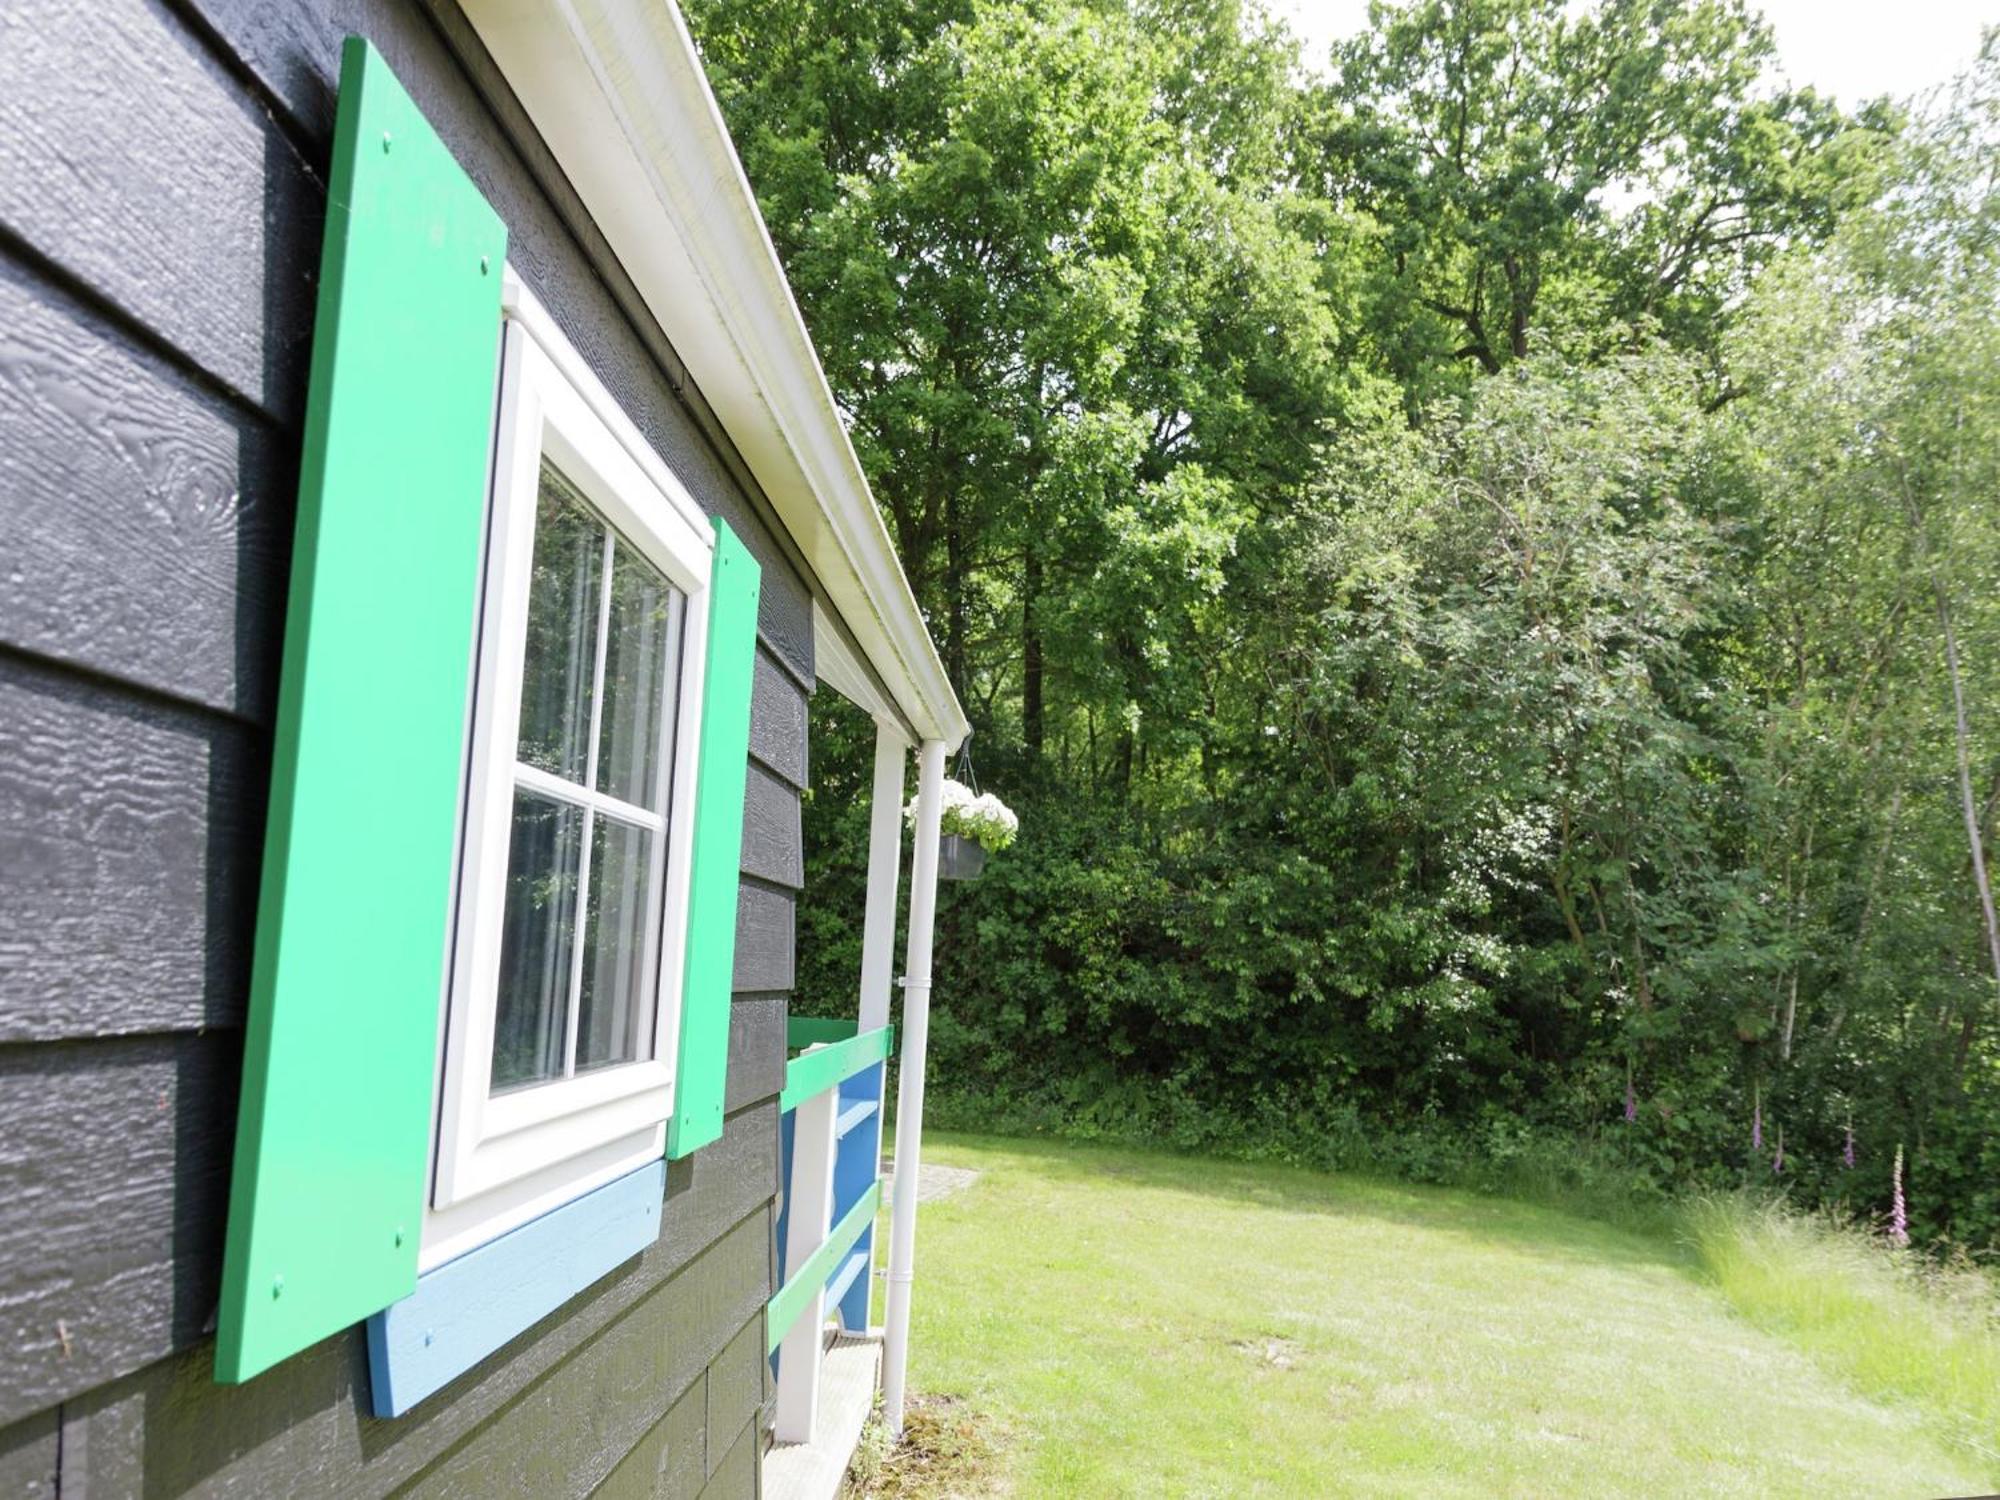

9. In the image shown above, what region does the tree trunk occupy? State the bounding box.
[1831,787,1902,1042]
[1502,253,1531,359]
[944,484,968,700]
[1022,537,1044,758]
[1937,582,2000,1019]
[1551,805,1589,954]
[1779,823,1814,1062]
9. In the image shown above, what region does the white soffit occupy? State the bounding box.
[812,599,906,735]
[461,0,968,750]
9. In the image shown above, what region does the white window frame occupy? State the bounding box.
[423,273,715,1270]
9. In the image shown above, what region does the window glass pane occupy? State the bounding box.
[596,538,682,810]
[516,464,603,784]
[576,815,658,1073]
[492,788,583,1092]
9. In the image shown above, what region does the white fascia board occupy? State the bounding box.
[461,0,968,749]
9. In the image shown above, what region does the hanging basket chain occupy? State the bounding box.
[954,732,980,796]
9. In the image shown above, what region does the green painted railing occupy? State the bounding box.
[779,1024,892,1112]
[766,1180,881,1355]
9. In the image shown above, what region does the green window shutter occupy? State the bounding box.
[216,37,505,1384]
[668,520,762,1158]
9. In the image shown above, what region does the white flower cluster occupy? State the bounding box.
[906,777,1019,852]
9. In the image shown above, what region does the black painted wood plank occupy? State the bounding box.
[592,1366,707,1500]
[658,1102,780,1282]
[749,647,810,790]
[724,996,785,1116]
[0,1,809,1481]
[176,0,346,141]
[57,1339,348,1500]
[696,1408,758,1500]
[0,257,292,724]
[702,1316,765,1480]
[401,1211,769,1498]
[0,1033,238,1426]
[732,880,796,994]
[739,761,804,891]
[0,0,321,420]
[753,587,816,698]
[57,1103,779,1497]
[0,1408,56,1500]
[0,654,260,1042]
[179,0,821,686]
[24,1071,780,1489]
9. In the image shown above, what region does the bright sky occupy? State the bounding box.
[1265,0,1995,106]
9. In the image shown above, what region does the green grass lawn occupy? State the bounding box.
[875,1134,1989,1498]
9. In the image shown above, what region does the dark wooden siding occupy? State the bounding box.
[0,0,816,1493]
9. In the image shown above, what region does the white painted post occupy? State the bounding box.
[773,1077,838,1443]
[881,738,946,1437]
[846,722,907,1338]
[857,722,908,1032]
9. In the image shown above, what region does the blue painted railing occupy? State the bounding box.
[769,1019,891,1359]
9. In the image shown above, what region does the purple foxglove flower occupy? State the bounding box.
[1752,1093,1763,1152]
[1772,1128,1784,1173]
[1889,1144,1909,1247]
[1843,1123,1855,1170]
[1624,1076,1637,1123]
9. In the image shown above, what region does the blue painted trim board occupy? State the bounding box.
[834,1062,884,1332]
[834,1097,878,1139]
[366,1159,665,1417]
[824,1249,869,1312]
[775,1106,796,1285]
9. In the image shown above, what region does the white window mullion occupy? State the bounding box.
[561,804,595,1079]
[563,528,618,1079]
[582,528,615,796]
[512,761,664,832]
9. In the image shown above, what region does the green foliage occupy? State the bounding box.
[688,0,2000,1252]
[1293,0,1892,392]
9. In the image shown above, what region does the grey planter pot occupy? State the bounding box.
[938,832,987,881]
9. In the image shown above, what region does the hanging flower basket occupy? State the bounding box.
[938,832,987,881]
[908,777,1017,882]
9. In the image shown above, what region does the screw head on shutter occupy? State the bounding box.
[215,36,506,1385]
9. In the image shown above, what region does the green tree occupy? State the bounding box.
[689,0,2000,1248]
[1294,0,1885,396]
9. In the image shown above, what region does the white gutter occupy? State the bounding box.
[461,0,968,750]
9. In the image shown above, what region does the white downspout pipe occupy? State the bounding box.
[881,737,946,1436]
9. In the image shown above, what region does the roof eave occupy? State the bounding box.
[460,0,968,749]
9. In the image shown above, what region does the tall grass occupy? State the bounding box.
[1683,1194,2000,1478]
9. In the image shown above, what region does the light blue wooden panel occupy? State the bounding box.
[824,1250,869,1313]
[833,1061,884,1331]
[834,1098,878,1140]
[774,1106,796,1286]
[771,1104,796,1385]
[366,1160,664,1416]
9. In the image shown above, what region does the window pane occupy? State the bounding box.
[596,537,682,810]
[576,815,657,1073]
[516,464,603,784]
[492,787,583,1092]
